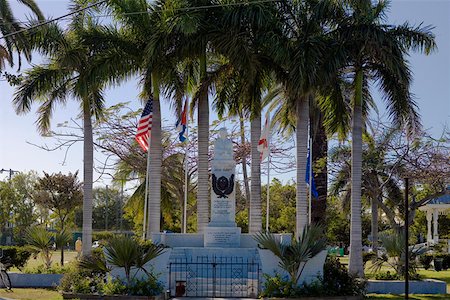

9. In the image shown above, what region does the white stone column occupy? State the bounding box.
[433,209,439,243]
[426,210,433,243]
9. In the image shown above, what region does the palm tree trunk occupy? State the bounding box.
[197,52,209,232]
[239,114,251,205]
[82,100,93,255]
[349,69,364,276]
[311,112,327,224]
[147,73,162,235]
[249,115,262,233]
[296,97,309,237]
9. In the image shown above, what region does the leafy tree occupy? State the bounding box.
[91,187,128,231]
[330,124,449,251]
[0,172,38,243]
[261,179,296,233]
[33,171,82,265]
[33,172,83,231]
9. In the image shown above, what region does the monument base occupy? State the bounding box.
[151,232,292,248]
[204,226,241,247]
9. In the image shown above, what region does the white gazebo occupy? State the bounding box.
[418,187,450,244]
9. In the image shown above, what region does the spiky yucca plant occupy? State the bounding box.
[103,236,165,286]
[254,225,327,285]
[25,226,53,270]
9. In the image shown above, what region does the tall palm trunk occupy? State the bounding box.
[296,98,309,237]
[249,115,261,233]
[147,73,162,235]
[197,52,209,232]
[239,113,251,205]
[82,100,93,255]
[311,112,327,224]
[349,69,364,276]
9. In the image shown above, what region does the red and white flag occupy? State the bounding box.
[257,112,270,162]
[135,98,153,151]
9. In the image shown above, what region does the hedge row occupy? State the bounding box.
[0,246,33,270]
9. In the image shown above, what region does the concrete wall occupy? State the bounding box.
[258,249,327,285]
[367,279,447,294]
[8,273,62,288]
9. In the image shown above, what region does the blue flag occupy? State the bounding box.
[305,149,319,198]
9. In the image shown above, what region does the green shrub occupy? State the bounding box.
[0,246,32,270]
[261,273,294,298]
[59,237,163,296]
[59,265,103,294]
[23,262,72,274]
[102,276,127,295]
[434,253,450,270]
[261,256,366,297]
[321,256,367,296]
[92,231,115,243]
[418,254,434,270]
[375,271,400,280]
[127,276,164,296]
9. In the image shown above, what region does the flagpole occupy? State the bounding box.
[143,128,152,240]
[308,135,312,225]
[183,101,189,234]
[265,114,271,232]
[266,153,270,232]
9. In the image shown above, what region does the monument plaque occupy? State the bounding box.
[204,128,241,247]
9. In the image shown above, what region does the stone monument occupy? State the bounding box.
[204,128,241,247]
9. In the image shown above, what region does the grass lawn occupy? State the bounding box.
[10,251,78,273]
[337,255,450,296]
[0,288,62,300]
[366,295,450,299]
[418,269,450,292]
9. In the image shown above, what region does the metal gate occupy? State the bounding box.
[169,256,260,298]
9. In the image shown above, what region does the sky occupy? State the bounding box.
[0,0,449,184]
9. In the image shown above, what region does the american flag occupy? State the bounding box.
[135,98,153,151]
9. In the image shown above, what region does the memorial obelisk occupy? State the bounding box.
[204,128,241,247]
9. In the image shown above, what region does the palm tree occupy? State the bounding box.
[55,229,72,266]
[207,1,283,233]
[265,0,344,237]
[337,0,436,276]
[163,0,223,233]
[13,18,107,255]
[329,129,403,250]
[81,0,190,237]
[0,0,43,69]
